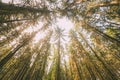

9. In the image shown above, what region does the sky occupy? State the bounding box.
[56,17,74,33]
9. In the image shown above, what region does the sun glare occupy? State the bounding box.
[56,17,74,33]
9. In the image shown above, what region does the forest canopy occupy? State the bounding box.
[0,0,120,80]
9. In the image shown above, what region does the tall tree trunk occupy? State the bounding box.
[13,54,31,80]
[74,35,105,80]
[72,54,83,80]
[55,36,61,80]
[0,43,25,68]
[78,31,118,80]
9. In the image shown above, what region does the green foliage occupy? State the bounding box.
[105,27,120,40]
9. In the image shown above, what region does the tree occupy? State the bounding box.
[0,0,120,80]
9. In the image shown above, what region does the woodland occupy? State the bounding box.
[0,0,120,80]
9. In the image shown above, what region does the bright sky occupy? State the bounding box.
[56,17,74,33]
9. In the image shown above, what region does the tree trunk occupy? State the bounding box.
[78,31,118,80]
[0,43,25,68]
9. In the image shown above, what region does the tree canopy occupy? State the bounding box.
[0,0,120,80]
